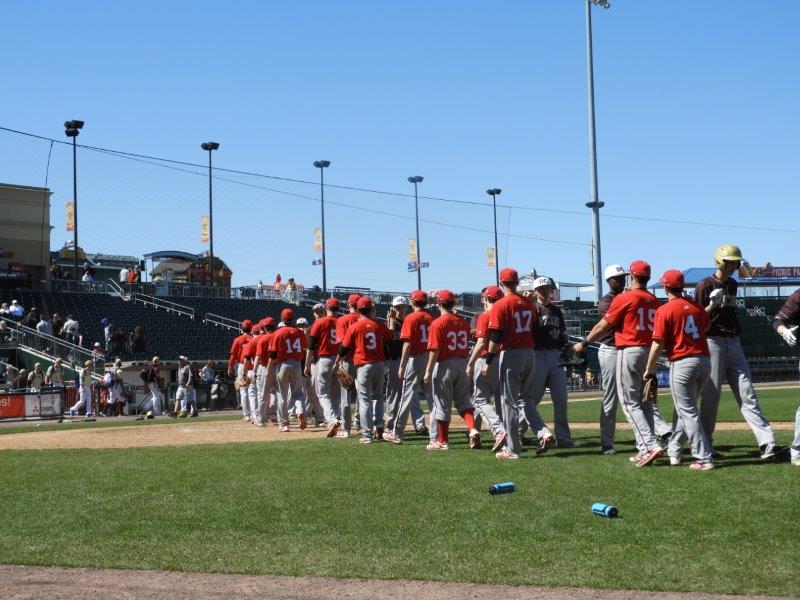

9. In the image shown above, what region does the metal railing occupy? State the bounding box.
[105,278,129,299]
[130,292,195,319]
[204,312,241,331]
[0,316,105,375]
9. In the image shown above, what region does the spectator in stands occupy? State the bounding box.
[109,326,127,356]
[46,358,64,388]
[287,277,299,291]
[0,303,10,317]
[27,363,45,392]
[119,265,130,283]
[0,321,10,345]
[51,314,64,339]
[49,260,63,281]
[11,368,26,390]
[36,314,53,337]
[200,360,215,383]
[9,300,24,319]
[273,273,285,292]
[0,362,6,383]
[128,265,141,284]
[101,318,113,351]
[92,342,105,365]
[130,325,146,354]
[23,307,39,329]
[61,314,81,346]
[82,268,94,283]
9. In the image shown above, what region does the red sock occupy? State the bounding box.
[437,420,449,444]
[460,409,476,431]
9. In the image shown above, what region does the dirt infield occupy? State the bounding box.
[0,565,786,600]
[0,417,795,451]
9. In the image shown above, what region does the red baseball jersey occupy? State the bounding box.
[652,297,710,361]
[269,326,308,362]
[428,313,471,360]
[255,332,273,364]
[487,294,536,349]
[473,311,491,357]
[309,315,339,357]
[228,333,252,370]
[342,317,393,365]
[603,289,662,348]
[400,310,433,356]
[240,335,260,366]
[335,313,361,351]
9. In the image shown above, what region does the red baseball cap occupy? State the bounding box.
[483,285,503,301]
[629,260,651,277]
[280,308,294,321]
[325,297,340,308]
[660,269,684,289]
[241,319,253,331]
[347,293,361,307]
[356,296,374,311]
[262,317,276,328]
[410,290,428,303]
[437,289,455,304]
[499,267,519,284]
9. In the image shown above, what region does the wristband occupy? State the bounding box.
[484,353,496,365]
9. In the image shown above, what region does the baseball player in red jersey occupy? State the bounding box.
[645,269,714,470]
[773,287,800,467]
[335,294,362,437]
[227,319,253,422]
[483,267,538,459]
[575,260,664,467]
[422,290,480,451]
[466,286,507,452]
[251,318,277,426]
[297,317,325,427]
[268,309,308,432]
[333,296,393,444]
[304,299,342,436]
[239,321,263,423]
[385,290,437,444]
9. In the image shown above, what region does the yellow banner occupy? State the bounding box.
[408,238,417,262]
[313,227,322,252]
[487,247,496,269]
[66,202,74,232]
[200,215,209,243]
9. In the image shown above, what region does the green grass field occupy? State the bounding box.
[0,388,797,596]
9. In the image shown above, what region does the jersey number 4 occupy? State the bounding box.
[684,315,700,339]
[513,310,532,333]
[284,338,303,353]
[636,308,656,331]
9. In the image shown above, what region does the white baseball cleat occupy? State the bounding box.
[495,448,519,460]
[792,457,800,467]
[669,454,682,466]
[629,453,645,463]
[492,432,508,453]
[536,434,554,456]
[689,461,714,471]
[426,441,449,451]
[278,425,290,432]
[382,431,402,444]
[326,421,340,438]
[468,428,482,450]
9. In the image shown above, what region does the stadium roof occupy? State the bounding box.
[143,250,199,262]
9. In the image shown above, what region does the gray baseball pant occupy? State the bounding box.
[255,365,271,424]
[392,353,438,442]
[700,336,775,448]
[500,347,536,455]
[792,362,800,462]
[667,355,712,462]
[598,343,619,448]
[385,358,424,430]
[303,363,325,425]
[237,363,250,418]
[276,361,305,427]
[339,359,357,432]
[531,348,572,443]
[472,357,505,437]
[616,346,659,454]
[432,357,473,422]
[246,369,258,419]
[356,362,386,440]
[314,356,340,424]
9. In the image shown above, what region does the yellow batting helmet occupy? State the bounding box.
[714,243,743,268]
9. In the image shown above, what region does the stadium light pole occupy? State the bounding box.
[64,120,84,282]
[408,176,424,290]
[313,160,331,294]
[201,141,220,286]
[585,0,609,302]
[486,188,502,284]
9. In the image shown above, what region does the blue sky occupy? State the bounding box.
[2,1,798,297]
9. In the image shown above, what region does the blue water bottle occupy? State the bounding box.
[490,482,516,495]
[591,502,618,518]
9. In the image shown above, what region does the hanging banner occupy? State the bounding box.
[408,238,417,262]
[200,215,209,243]
[66,202,75,232]
[487,247,496,269]
[313,228,322,252]
[312,258,323,266]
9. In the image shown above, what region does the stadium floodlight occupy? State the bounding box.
[407,176,424,289]
[313,160,331,293]
[64,119,84,281]
[201,141,220,286]
[585,0,608,302]
[486,188,502,283]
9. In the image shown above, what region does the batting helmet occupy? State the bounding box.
[714,243,743,268]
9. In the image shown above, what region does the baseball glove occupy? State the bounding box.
[336,367,355,391]
[641,373,658,405]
